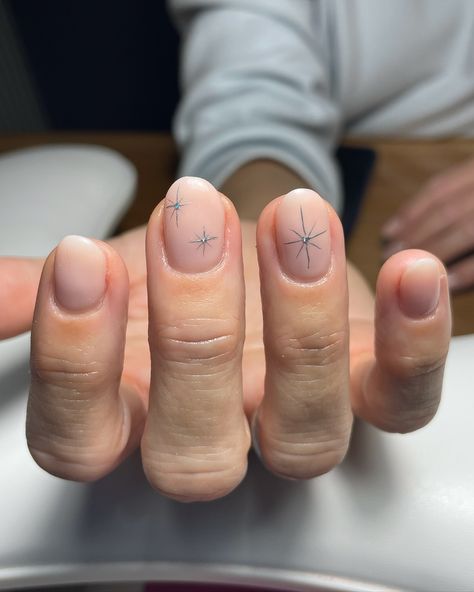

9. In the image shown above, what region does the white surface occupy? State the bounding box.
[0,336,473,591]
[0,145,474,591]
[0,144,136,256]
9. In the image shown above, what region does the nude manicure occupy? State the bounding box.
[163,177,225,273]
[54,235,107,312]
[275,189,331,281]
[399,258,440,318]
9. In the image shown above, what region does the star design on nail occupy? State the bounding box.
[284,205,327,269]
[189,226,218,255]
[166,184,189,228]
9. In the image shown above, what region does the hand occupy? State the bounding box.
[381,156,474,292]
[1,177,451,501]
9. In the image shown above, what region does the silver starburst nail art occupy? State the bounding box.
[189,226,218,255]
[284,205,326,269]
[166,184,189,228]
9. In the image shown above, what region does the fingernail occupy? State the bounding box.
[54,235,107,312]
[275,188,331,281]
[381,217,402,239]
[163,177,225,273]
[399,258,440,318]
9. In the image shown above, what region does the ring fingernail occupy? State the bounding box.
[399,258,441,318]
[54,235,107,312]
[163,177,225,273]
[275,188,331,281]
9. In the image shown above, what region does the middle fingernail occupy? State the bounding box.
[275,189,331,281]
[163,177,225,273]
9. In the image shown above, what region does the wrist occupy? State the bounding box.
[220,159,309,220]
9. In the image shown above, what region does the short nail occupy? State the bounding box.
[163,177,225,273]
[381,217,402,239]
[275,189,331,281]
[399,258,440,318]
[54,235,107,312]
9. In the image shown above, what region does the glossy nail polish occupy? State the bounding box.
[399,258,440,318]
[163,177,225,273]
[275,188,331,281]
[54,235,107,312]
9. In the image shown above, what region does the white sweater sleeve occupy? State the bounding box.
[168,0,343,210]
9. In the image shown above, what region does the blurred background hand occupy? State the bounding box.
[381,156,474,292]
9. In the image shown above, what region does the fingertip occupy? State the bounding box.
[378,249,445,294]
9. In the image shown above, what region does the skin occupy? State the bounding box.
[382,155,474,292]
[0,161,452,502]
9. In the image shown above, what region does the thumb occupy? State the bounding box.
[0,257,44,339]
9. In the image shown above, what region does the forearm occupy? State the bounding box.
[221,160,374,322]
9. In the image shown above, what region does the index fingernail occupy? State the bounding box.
[54,235,107,312]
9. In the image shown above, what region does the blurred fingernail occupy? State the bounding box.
[381,217,402,239]
[399,258,440,318]
[163,177,225,273]
[275,189,331,282]
[54,235,107,312]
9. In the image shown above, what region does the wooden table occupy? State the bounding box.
[0,133,473,335]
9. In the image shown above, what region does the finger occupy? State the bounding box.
[0,257,43,339]
[351,250,451,433]
[142,177,250,502]
[448,255,474,292]
[27,236,146,481]
[418,215,474,264]
[382,158,474,240]
[254,189,352,479]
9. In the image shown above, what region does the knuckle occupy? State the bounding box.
[153,317,242,366]
[376,403,440,434]
[26,400,127,481]
[396,350,448,379]
[31,351,109,393]
[397,409,438,433]
[272,327,347,368]
[262,432,350,480]
[27,441,116,482]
